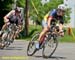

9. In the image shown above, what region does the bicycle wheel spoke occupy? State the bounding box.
[27,33,39,56]
[28,43,35,53]
[42,38,58,58]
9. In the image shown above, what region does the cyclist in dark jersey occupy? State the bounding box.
[0,7,23,47]
[2,7,23,30]
[36,5,66,49]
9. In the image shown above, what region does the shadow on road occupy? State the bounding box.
[4,47,23,50]
[34,55,66,59]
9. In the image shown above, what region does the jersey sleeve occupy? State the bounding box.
[5,10,15,18]
[18,15,23,25]
[49,9,56,17]
[44,12,49,20]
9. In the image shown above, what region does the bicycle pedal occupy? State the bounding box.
[32,42,35,45]
[39,44,44,49]
[36,48,40,50]
[39,47,42,49]
[10,40,14,43]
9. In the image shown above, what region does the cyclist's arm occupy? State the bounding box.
[59,17,64,31]
[4,10,15,23]
[47,16,53,29]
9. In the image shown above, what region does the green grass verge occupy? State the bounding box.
[19,25,75,43]
[18,25,42,40]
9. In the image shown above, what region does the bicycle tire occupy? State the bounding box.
[42,35,58,58]
[1,32,8,49]
[27,33,39,56]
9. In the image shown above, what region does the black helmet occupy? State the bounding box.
[15,7,21,13]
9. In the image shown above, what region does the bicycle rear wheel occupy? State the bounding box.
[42,36,58,58]
[27,33,39,56]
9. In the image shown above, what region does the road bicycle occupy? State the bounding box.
[0,24,18,49]
[27,21,63,58]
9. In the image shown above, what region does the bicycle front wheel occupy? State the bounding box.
[1,32,8,49]
[27,33,39,56]
[42,36,58,58]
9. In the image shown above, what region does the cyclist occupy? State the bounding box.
[0,7,23,47]
[36,5,66,49]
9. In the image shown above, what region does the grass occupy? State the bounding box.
[19,25,75,43]
[18,25,42,40]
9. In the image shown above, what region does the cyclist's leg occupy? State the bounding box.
[0,23,7,37]
[1,22,10,31]
[39,20,48,41]
[0,18,10,34]
[14,25,22,39]
[9,31,15,41]
[9,28,18,41]
[1,24,7,31]
[14,31,19,39]
[36,20,48,49]
[38,27,48,43]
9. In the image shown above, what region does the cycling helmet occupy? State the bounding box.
[15,7,21,13]
[58,4,66,11]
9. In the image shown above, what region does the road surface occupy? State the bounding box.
[0,40,75,60]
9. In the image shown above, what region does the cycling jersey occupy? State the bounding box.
[44,9,64,24]
[6,10,23,25]
[44,11,50,22]
[42,9,64,27]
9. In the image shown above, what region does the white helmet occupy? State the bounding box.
[58,4,66,11]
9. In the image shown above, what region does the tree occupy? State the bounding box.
[15,0,71,36]
[0,0,13,30]
[17,0,29,36]
[29,0,63,24]
[64,8,71,23]
[17,0,25,7]
[24,0,29,36]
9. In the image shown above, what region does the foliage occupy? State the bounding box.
[16,0,71,25]
[29,0,63,24]
[0,0,13,10]
[16,0,71,37]
[16,0,64,24]
[17,0,25,8]
[64,8,71,23]
[19,25,75,43]
[0,0,13,30]
[0,0,71,36]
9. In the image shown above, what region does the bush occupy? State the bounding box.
[19,25,75,43]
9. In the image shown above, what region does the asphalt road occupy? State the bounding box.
[0,40,75,60]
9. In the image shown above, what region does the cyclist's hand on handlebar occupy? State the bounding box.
[47,26,50,29]
[6,22,10,25]
[59,30,64,37]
